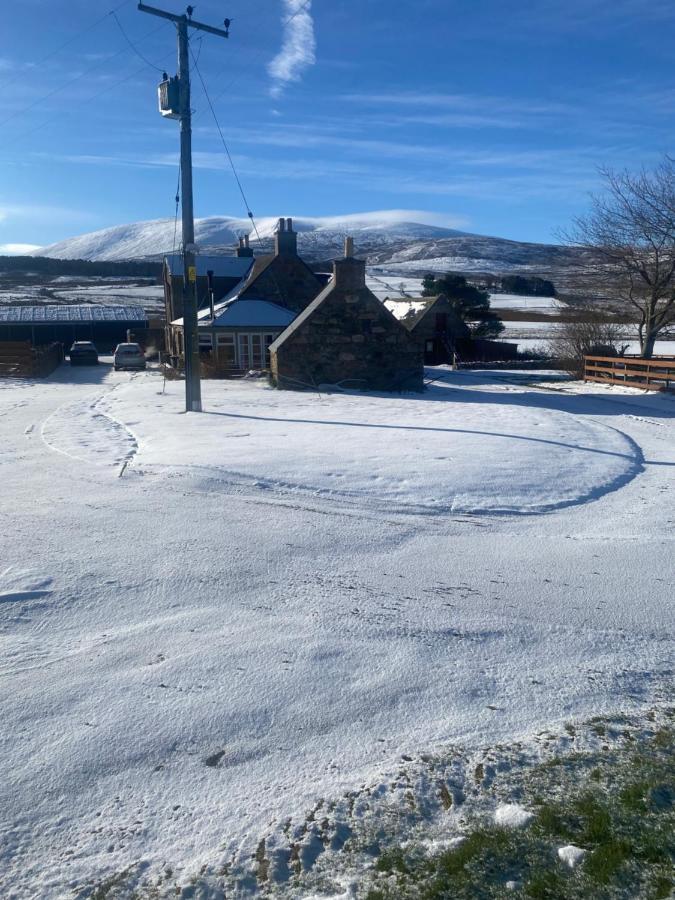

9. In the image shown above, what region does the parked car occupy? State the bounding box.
[69,341,99,365]
[113,342,146,371]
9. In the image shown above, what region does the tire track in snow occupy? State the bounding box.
[39,388,138,471]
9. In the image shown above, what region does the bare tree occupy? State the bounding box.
[566,157,675,358]
[549,315,630,376]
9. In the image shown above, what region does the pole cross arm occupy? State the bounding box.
[138,3,229,37]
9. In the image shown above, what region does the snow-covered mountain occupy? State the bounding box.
[32,210,583,276]
[33,212,465,262]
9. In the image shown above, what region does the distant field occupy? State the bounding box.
[0,273,165,313]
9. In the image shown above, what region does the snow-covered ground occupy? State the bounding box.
[50,283,165,312]
[0,365,673,897]
[0,277,164,313]
[514,336,675,355]
[366,273,424,301]
[488,293,561,312]
[376,255,534,275]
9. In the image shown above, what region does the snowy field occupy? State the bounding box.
[365,273,424,301]
[0,365,673,897]
[50,283,165,311]
[488,293,561,312]
[0,276,164,313]
[514,336,675,355]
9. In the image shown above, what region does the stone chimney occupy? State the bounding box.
[236,233,253,258]
[332,236,365,290]
[274,216,297,257]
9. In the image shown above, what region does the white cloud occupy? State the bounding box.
[0,243,42,255]
[268,0,316,97]
[0,203,96,225]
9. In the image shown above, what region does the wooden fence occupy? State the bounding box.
[584,355,675,391]
[0,342,64,378]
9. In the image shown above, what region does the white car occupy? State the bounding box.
[113,342,146,371]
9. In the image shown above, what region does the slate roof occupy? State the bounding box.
[164,254,254,278]
[0,305,147,323]
[210,300,296,328]
[172,298,296,329]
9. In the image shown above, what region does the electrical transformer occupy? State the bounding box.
[158,75,181,119]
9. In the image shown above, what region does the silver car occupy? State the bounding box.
[113,342,146,371]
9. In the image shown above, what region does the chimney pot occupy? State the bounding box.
[332,252,366,290]
[344,236,354,258]
[236,232,254,258]
[274,216,298,257]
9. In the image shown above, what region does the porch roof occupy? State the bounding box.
[172,299,296,329]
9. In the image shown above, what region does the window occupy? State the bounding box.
[361,319,373,334]
[237,334,277,370]
[216,333,236,368]
[199,333,213,354]
[238,334,252,369]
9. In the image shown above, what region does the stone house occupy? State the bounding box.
[168,218,325,371]
[227,218,324,314]
[405,294,470,365]
[270,239,424,392]
[163,247,254,329]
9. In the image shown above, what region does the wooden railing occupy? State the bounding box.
[584,355,675,391]
[0,342,64,378]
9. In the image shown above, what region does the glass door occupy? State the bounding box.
[238,334,251,370]
[236,334,269,369]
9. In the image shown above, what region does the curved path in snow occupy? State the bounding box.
[108,375,643,516]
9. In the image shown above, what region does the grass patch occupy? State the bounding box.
[584,839,631,883]
[362,720,674,900]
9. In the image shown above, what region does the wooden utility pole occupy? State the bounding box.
[138,3,230,412]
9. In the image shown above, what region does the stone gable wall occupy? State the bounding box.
[408,295,470,343]
[271,287,424,392]
[240,257,322,313]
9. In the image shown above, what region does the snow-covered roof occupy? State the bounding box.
[173,299,296,329]
[164,254,253,278]
[0,305,147,323]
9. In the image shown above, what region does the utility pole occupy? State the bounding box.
[138,3,230,412]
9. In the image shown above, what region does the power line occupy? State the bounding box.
[3,49,175,150]
[0,22,167,129]
[190,49,255,221]
[171,164,182,258]
[0,0,133,92]
[189,47,290,309]
[111,10,166,73]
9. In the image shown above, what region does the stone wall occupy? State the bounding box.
[240,255,323,314]
[271,255,424,392]
[408,294,470,344]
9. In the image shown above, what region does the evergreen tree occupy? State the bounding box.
[421,272,504,339]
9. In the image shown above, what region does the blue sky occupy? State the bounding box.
[0,0,673,250]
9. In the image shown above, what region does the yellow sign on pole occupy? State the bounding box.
[188,266,197,282]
